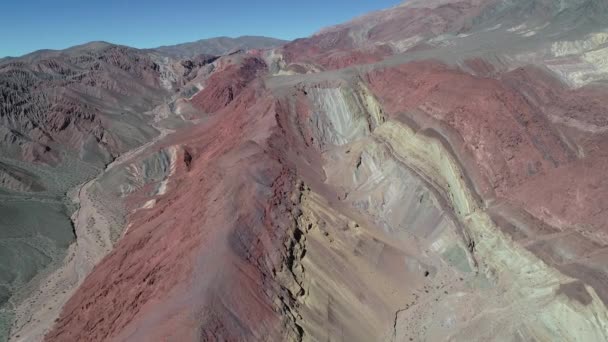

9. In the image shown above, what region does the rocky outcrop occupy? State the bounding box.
[190,56,267,113]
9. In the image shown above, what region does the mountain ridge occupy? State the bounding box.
[151,35,288,58]
[1,35,288,60]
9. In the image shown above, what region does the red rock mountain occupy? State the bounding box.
[4,0,608,341]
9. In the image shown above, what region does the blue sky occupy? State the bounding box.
[0,0,402,57]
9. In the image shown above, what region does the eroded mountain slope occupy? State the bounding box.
[0,38,286,341]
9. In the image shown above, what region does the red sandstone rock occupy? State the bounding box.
[190,56,267,113]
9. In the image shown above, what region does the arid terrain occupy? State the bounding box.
[2,0,608,341]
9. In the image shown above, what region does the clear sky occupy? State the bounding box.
[0,0,402,57]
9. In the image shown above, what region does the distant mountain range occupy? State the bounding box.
[1,36,287,60]
[151,35,288,58]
